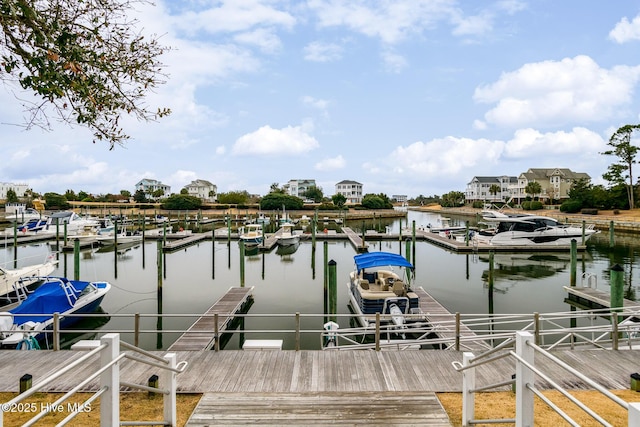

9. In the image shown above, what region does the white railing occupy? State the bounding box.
[1,306,639,352]
[452,331,640,427]
[0,333,188,426]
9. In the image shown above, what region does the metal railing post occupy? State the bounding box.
[515,331,534,427]
[214,313,220,352]
[455,312,461,351]
[375,313,380,351]
[461,352,475,427]
[100,333,120,426]
[630,402,640,426]
[53,313,60,351]
[295,312,301,351]
[163,353,177,426]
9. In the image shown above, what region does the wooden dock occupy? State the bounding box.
[168,287,255,351]
[564,285,639,310]
[162,233,210,252]
[1,348,639,425]
[341,227,366,252]
[415,287,490,352]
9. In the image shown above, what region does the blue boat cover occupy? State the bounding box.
[354,252,414,272]
[10,278,91,325]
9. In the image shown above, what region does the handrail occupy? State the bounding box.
[1,306,639,351]
[458,331,640,427]
[0,333,188,426]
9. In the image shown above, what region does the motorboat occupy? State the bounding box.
[5,208,45,223]
[239,223,263,246]
[474,214,599,246]
[0,277,111,349]
[275,223,299,246]
[0,255,58,302]
[4,218,48,235]
[40,211,100,235]
[425,217,468,234]
[256,213,270,225]
[96,228,142,246]
[348,252,424,331]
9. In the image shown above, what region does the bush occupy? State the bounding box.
[581,208,598,215]
[529,201,543,210]
[560,200,582,213]
[613,209,620,215]
[521,201,531,210]
[472,201,483,209]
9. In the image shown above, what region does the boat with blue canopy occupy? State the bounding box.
[348,251,424,331]
[0,277,111,349]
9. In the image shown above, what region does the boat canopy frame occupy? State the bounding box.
[354,252,414,273]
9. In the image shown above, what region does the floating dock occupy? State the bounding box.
[564,285,638,310]
[168,286,255,351]
[415,287,490,352]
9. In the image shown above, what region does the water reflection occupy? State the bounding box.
[1,209,640,350]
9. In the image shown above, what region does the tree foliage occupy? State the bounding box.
[5,188,18,203]
[161,194,201,210]
[488,184,501,199]
[524,181,542,199]
[302,186,323,203]
[44,192,69,209]
[602,124,640,209]
[260,192,303,210]
[441,191,464,207]
[217,191,249,205]
[0,0,170,148]
[331,193,346,207]
[361,193,393,209]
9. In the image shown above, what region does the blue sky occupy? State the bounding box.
[3,0,640,199]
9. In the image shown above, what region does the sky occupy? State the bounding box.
[2,0,640,199]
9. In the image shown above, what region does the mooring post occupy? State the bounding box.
[12,223,17,268]
[609,220,615,248]
[74,238,80,281]
[157,239,163,292]
[240,240,245,287]
[610,264,624,312]
[328,260,337,322]
[375,313,381,351]
[570,239,577,287]
[227,216,231,246]
[582,220,586,245]
[323,242,329,320]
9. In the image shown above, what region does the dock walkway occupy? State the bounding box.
[564,285,638,310]
[168,287,255,351]
[0,349,639,425]
[415,287,490,352]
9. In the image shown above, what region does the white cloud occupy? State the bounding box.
[216,146,226,155]
[302,96,330,110]
[503,127,606,158]
[381,50,408,73]
[303,41,344,62]
[166,170,198,191]
[388,137,505,177]
[232,125,319,156]
[234,28,283,53]
[474,55,640,128]
[451,12,493,36]
[308,0,457,45]
[170,0,296,36]
[315,155,345,171]
[609,15,640,43]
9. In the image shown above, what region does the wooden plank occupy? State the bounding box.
[168,287,254,351]
[564,285,637,309]
[414,287,489,352]
[185,392,452,426]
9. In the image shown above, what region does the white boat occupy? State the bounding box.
[40,211,100,235]
[348,252,425,332]
[5,208,45,223]
[239,223,263,246]
[0,277,110,349]
[275,223,299,246]
[0,256,58,302]
[475,213,599,246]
[4,218,49,235]
[96,228,142,246]
[426,217,467,234]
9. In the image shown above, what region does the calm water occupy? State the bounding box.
[1,210,638,350]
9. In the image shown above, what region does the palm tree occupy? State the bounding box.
[525,181,542,200]
[488,184,501,202]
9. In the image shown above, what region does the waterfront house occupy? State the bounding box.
[465,176,517,204]
[185,179,217,202]
[135,178,171,200]
[335,180,363,204]
[517,168,590,203]
[284,179,317,198]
